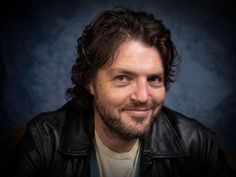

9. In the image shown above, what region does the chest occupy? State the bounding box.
[49,155,194,177]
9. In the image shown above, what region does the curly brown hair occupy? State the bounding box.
[66,8,180,110]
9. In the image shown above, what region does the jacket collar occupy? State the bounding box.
[59,102,186,158]
[142,106,186,158]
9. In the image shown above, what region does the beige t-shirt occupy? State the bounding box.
[94,130,140,177]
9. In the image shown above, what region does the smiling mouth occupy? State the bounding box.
[125,109,151,118]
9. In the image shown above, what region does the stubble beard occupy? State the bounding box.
[94,95,163,141]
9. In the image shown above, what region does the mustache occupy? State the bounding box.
[121,101,159,111]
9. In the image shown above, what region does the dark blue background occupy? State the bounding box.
[1,0,236,152]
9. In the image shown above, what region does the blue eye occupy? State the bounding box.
[114,75,129,86]
[115,75,127,82]
[148,75,164,87]
[149,76,159,82]
[116,75,126,81]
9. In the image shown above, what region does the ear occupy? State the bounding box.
[87,80,95,95]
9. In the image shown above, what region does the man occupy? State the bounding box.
[9,8,235,177]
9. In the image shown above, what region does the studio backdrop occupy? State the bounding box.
[1,0,235,153]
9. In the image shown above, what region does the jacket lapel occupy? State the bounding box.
[142,106,186,158]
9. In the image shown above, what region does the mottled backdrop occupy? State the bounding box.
[1,0,235,151]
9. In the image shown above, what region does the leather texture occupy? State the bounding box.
[8,100,235,177]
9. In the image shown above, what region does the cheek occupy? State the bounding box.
[98,87,132,107]
[151,88,166,103]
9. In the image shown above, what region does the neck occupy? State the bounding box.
[94,111,138,153]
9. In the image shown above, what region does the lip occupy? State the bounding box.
[125,109,150,117]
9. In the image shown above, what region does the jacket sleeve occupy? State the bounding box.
[201,129,235,177]
[9,121,49,177]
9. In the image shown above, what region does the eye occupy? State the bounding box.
[114,75,130,86]
[115,75,127,81]
[148,75,164,87]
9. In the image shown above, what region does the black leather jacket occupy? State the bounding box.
[9,101,235,177]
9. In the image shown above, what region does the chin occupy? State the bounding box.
[121,120,153,139]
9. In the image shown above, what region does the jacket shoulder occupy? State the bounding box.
[28,100,78,135]
[28,109,67,134]
[162,106,216,135]
[162,106,221,154]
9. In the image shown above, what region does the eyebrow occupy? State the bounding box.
[107,68,164,77]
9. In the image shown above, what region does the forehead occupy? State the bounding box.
[106,40,164,74]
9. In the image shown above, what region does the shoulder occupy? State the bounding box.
[28,109,66,134]
[24,101,80,148]
[27,107,67,138]
[162,106,221,154]
[28,100,80,133]
[16,108,66,155]
[162,106,216,135]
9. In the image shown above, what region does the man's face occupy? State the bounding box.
[89,40,166,140]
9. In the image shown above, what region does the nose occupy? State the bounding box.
[130,79,149,103]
